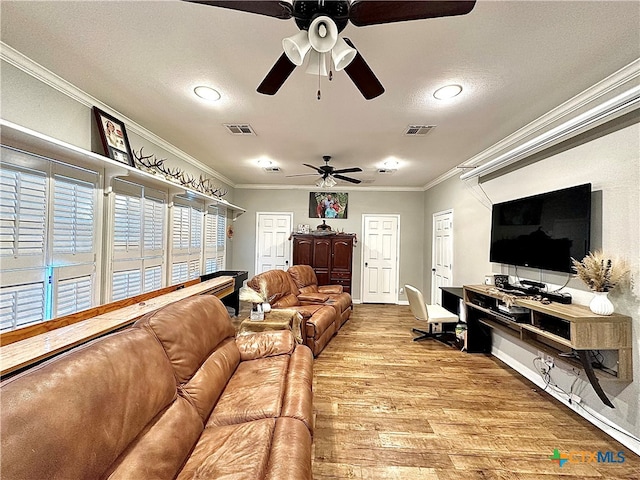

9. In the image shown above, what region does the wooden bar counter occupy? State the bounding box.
[0,276,234,377]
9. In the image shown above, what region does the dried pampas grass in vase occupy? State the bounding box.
[572,251,630,315]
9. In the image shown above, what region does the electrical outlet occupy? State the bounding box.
[399,287,404,294]
[569,393,581,404]
[545,355,554,369]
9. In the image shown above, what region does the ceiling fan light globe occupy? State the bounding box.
[308,16,338,53]
[331,37,357,71]
[325,176,337,187]
[282,30,311,66]
[315,177,325,187]
[305,50,329,76]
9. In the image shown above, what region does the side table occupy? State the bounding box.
[238,309,304,345]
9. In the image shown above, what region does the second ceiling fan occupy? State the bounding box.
[287,155,362,186]
[186,0,476,99]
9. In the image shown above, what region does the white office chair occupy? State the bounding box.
[405,284,459,342]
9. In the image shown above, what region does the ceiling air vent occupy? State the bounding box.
[224,124,256,135]
[377,168,396,174]
[263,166,281,173]
[404,124,435,136]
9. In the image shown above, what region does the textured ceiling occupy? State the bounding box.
[1,0,639,188]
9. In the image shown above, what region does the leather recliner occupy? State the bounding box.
[287,264,352,328]
[248,269,338,357]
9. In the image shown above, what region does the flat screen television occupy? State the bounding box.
[490,183,591,273]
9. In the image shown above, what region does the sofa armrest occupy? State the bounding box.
[297,293,330,303]
[318,285,343,294]
[235,330,295,361]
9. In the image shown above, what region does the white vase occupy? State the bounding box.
[262,302,271,313]
[589,291,614,316]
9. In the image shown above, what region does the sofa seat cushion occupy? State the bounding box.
[304,305,337,339]
[177,417,312,480]
[207,355,289,427]
[177,418,274,480]
[325,293,352,314]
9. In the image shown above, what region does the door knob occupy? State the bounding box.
[365,262,368,267]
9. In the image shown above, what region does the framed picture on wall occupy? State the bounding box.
[93,107,134,166]
[309,192,348,219]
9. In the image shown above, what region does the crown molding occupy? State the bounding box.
[425,58,640,189]
[0,41,236,188]
[234,183,424,192]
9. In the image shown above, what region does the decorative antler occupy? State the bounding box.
[132,148,227,199]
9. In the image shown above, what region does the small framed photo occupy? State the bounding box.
[93,107,133,166]
[297,224,310,234]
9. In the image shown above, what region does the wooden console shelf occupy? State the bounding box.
[463,284,632,407]
[0,276,234,377]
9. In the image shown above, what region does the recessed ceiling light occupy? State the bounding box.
[257,158,273,167]
[433,84,462,100]
[382,158,399,169]
[194,86,221,101]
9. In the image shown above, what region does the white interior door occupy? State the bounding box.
[362,215,399,303]
[255,212,292,274]
[431,209,453,305]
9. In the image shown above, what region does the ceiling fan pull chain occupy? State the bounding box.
[317,61,322,100]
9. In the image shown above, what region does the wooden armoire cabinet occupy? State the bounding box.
[292,234,355,293]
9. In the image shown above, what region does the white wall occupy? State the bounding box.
[424,121,640,452]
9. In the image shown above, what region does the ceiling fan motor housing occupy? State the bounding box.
[293,0,350,32]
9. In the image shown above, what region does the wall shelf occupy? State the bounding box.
[464,284,633,408]
[0,119,245,216]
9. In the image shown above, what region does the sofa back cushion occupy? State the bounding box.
[287,265,319,294]
[135,295,240,423]
[248,269,300,308]
[0,328,183,480]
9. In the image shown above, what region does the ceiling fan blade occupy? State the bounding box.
[332,167,363,175]
[349,1,476,27]
[257,53,297,95]
[303,163,323,173]
[285,173,320,177]
[342,38,384,100]
[184,1,293,19]
[334,174,362,184]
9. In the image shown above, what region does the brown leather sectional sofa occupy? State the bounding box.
[0,295,313,480]
[248,267,352,357]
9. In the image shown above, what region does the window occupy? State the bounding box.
[109,179,166,301]
[170,200,203,283]
[0,147,99,331]
[204,205,227,274]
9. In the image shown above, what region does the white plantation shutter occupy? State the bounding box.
[203,206,226,274]
[112,268,142,301]
[56,275,92,317]
[113,192,141,255]
[52,175,95,257]
[171,261,188,284]
[171,200,202,284]
[144,265,162,292]
[0,282,46,331]
[109,181,166,301]
[172,204,190,252]
[144,197,164,253]
[0,166,47,267]
[0,149,99,331]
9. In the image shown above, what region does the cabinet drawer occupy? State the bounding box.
[331,272,351,279]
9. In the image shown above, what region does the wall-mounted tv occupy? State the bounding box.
[490,183,591,273]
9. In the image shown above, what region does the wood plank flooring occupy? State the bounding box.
[311,304,639,479]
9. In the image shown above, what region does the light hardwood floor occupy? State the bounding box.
[311,304,639,479]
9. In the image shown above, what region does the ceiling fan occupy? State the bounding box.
[287,155,363,186]
[186,1,476,99]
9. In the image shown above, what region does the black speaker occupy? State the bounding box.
[494,275,509,289]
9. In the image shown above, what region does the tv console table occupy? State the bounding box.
[463,284,632,407]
